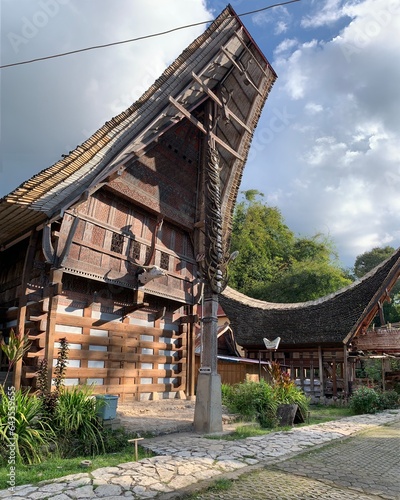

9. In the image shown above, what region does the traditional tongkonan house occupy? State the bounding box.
[0,6,277,402]
[220,248,400,400]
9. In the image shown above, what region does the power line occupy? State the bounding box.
[0,0,300,70]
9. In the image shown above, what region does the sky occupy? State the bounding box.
[1,0,400,269]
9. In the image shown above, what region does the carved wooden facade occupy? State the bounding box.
[0,6,276,400]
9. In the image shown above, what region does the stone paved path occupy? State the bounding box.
[189,419,400,500]
[1,409,399,499]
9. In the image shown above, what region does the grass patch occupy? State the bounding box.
[0,445,152,488]
[189,478,234,498]
[307,404,353,425]
[208,404,354,441]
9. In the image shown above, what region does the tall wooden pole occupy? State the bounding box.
[194,100,228,433]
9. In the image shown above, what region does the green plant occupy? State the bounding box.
[222,379,278,428]
[52,385,105,457]
[349,386,380,414]
[221,383,234,407]
[53,337,69,393]
[0,445,152,487]
[363,358,382,384]
[37,337,69,418]
[0,329,31,388]
[36,359,58,417]
[377,390,400,410]
[101,427,138,453]
[268,361,309,419]
[0,386,56,465]
[389,358,400,372]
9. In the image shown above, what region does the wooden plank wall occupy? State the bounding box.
[194,357,266,386]
[22,295,187,402]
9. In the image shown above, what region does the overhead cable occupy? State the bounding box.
[0,1,300,69]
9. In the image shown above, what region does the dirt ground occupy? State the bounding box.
[116,398,236,436]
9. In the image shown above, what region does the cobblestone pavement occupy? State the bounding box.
[188,420,400,500]
[1,410,399,499]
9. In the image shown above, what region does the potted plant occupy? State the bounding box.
[268,361,309,426]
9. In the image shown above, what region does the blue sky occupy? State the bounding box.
[1,0,400,268]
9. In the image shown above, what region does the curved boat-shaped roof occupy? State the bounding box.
[0,5,276,250]
[220,247,400,348]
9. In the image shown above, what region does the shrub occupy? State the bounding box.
[349,386,380,414]
[221,383,235,407]
[52,385,105,457]
[222,380,278,428]
[101,428,138,453]
[0,387,55,465]
[378,390,400,410]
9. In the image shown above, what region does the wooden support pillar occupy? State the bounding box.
[120,314,130,403]
[44,291,59,391]
[299,352,304,391]
[379,303,385,325]
[80,304,91,387]
[332,357,337,397]
[193,99,223,433]
[343,344,349,400]
[43,267,63,391]
[13,296,27,391]
[12,230,38,390]
[178,322,188,399]
[318,345,324,400]
[185,313,196,400]
[310,352,315,398]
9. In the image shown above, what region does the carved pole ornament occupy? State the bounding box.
[203,138,230,294]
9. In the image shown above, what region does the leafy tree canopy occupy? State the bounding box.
[353,246,395,278]
[228,190,351,302]
[353,246,400,325]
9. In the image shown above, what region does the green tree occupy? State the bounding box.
[229,190,352,302]
[353,246,395,278]
[229,191,294,295]
[353,246,400,324]
[252,260,351,303]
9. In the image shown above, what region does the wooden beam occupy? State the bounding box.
[179,314,199,324]
[55,313,174,334]
[191,72,251,133]
[233,29,272,79]
[169,96,206,133]
[221,47,262,96]
[169,96,244,161]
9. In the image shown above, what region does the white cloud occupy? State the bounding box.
[275,21,288,35]
[244,0,400,266]
[304,102,323,115]
[301,0,348,28]
[3,0,400,270]
[274,38,298,55]
[0,0,212,194]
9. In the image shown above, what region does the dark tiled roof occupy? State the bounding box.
[220,247,400,348]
